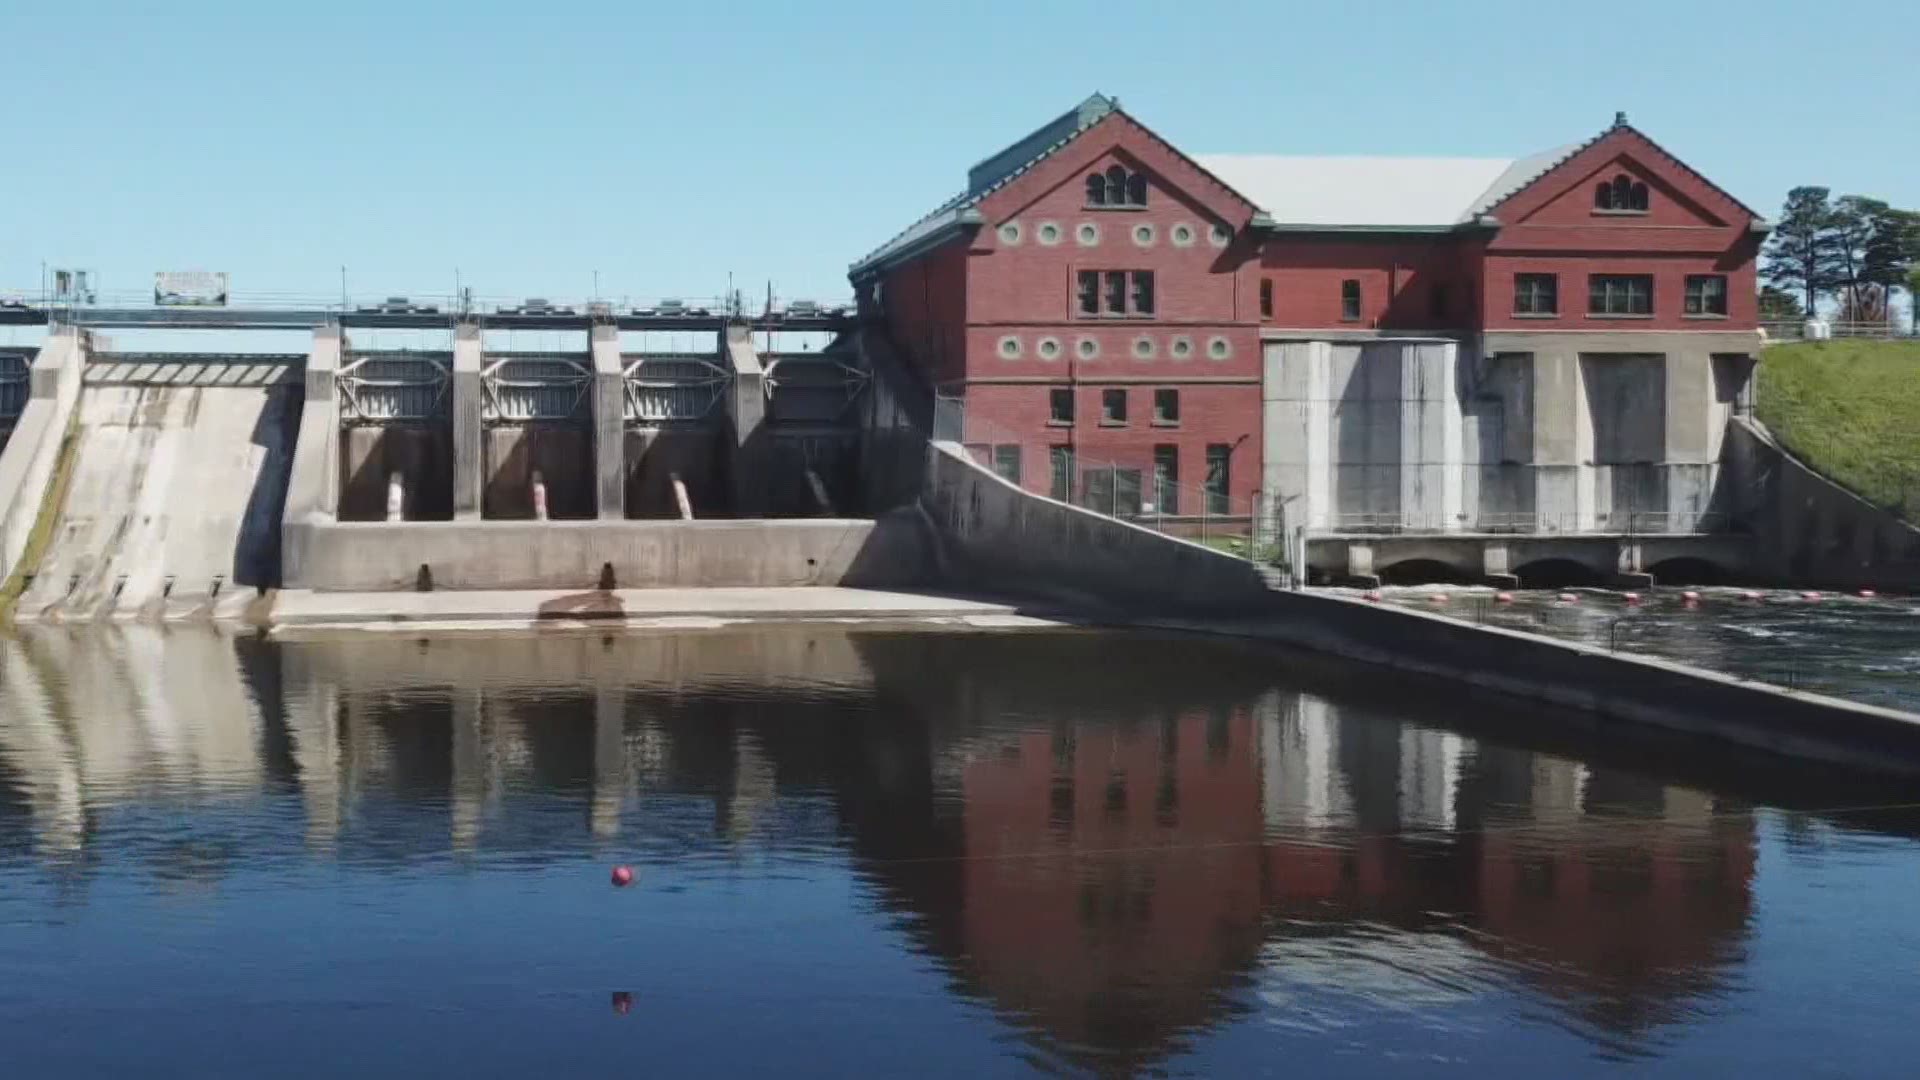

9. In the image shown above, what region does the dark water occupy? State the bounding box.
[3,626,1919,1078]
[1375,585,1920,713]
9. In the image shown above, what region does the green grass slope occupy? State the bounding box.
[1756,341,1920,520]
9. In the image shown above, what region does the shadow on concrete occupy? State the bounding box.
[233,383,303,589]
[339,425,454,522]
[483,424,594,520]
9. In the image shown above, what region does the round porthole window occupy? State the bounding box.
[1076,222,1100,246]
[1076,337,1100,360]
[1207,336,1232,361]
[1208,224,1232,247]
[1170,223,1196,247]
[998,335,1022,360]
[1169,336,1194,361]
[997,221,1022,245]
[1132,223,1155,247]
[1037,221,1063,245]
[1036,337,1062,361]
[1132,336,1156,361]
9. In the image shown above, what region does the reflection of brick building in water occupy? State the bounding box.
[0,628,1761,1068]
[841,636,1762,1067]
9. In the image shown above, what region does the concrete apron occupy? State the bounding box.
[266,586,1074,634]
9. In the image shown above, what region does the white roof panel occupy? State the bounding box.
[1198,152,1572,227]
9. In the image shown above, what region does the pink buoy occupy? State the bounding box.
[1859,589,1878,599]
[1682,590,1701,603]
[1364,591,1383,602]
[1556,593,1577,604]
[1623,592,1642,604]
[610,865,635,888]
[1801,590,1823,601]
[1495,592,1515,604]
[1428,593,1449,604]
[1742,590,1763,601]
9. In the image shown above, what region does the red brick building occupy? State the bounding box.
[851,95,1766,538]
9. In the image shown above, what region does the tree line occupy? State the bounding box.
[1761,188,1920,323]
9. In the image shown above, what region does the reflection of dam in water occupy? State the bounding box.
[0,625,1788,1069]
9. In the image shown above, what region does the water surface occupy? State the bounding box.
[1375,585,1920,713]
[2,626,1917,1077]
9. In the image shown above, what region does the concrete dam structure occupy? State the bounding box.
[1262,332,1763,586]
[0,311,931,620]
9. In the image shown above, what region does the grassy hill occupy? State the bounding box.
[1755,340,1920,520]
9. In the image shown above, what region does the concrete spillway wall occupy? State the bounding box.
[284,516,931,592]
[1725,417,1920,589]
[9,358,301,621]
[921,441,1920,775]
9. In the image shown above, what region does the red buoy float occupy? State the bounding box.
[1557,593,1578,604]
[1364,590,1383,602]
[1428,593,1448,604]
[1495,592,1515,604]
[1742,590,1763,601]
[1801,590,1823,601]
[1859,589,1878,599]
[1682,590,1701,603]
[1623,592,1642,604]
[610,865,635,888]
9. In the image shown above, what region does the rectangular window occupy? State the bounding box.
[1076,270,1156,316]
[1101,388,1128,425]
[1152,444,1179,515]
[1588,274,1654,316]
[1076,270,1099,316]
[1514,273,1558,316]
[1259,278,1274,319]
[1130,271,1155,315]
[1049,446,1074,501]
[1049,388,1074,425]
[1153,388,1179,425]
[1081,467,1142,515]
[1430,283,1449,321]
[1204,444,1231,515]
[1685,275,1728,316]
[1340,279,1361,321]
[991,444,1021,486]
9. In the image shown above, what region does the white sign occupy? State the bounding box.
[154,271,229,307]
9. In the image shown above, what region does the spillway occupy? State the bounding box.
[13,358,300,621]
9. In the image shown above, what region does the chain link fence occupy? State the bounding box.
[933,394,1291,571]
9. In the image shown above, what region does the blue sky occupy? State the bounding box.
[3,0,1909,308]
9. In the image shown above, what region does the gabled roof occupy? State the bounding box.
[1197,152,1578,229]
[1200,113,1762,231]
[849,94,1119,280]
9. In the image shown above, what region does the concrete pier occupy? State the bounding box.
[591,325,625,520]
[453,323,483,521]
[726,324,767,517]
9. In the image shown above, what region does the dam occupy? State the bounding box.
[0,302,934,619]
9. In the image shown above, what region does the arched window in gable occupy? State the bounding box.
[1087,165,1148,208]
[1596,173,1650,213]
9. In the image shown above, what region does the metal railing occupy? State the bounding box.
[1762,319,1914,342]
[933,393,1285,567]
[2,284,858,321]
[1324,510,1735,536]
